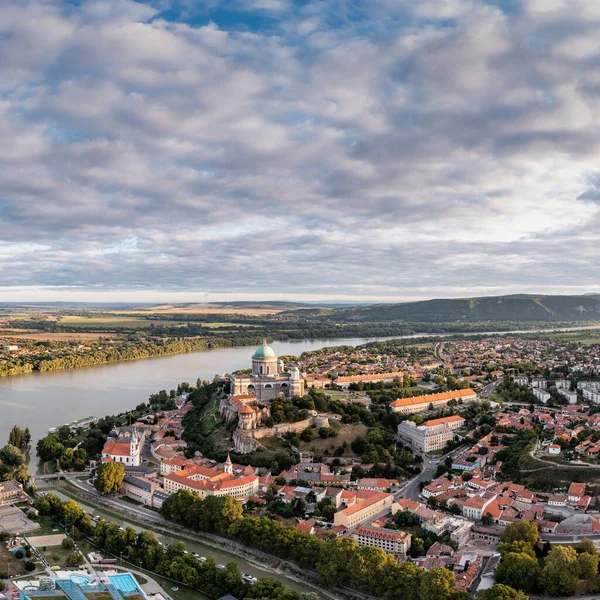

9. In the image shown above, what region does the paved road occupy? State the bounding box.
[399,456,437,503]
[396,447,466,504]
[478,377,504,397]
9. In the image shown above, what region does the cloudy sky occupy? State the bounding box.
[1,0,600,303]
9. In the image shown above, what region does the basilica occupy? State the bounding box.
[219,343,307,452]
[230,342,304,401]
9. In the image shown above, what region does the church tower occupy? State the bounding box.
[224,452,233,475]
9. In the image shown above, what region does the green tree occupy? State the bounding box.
[65,552,84,567]
[576,538,597,555]
[8,426,24,449]
[61,537,74,550]
[24,561,36,572]
[300,428,314,443]
[578,552,599,588]
[316,537,358,586]
[382,561,421,600]
[418,567,456,600]
[498,540,536,558]
[495,552,540,592]
[321,505,336,522]
[479,584,530,600]
[348,546,395,593]
[540,545,580,596]
[95,462,125,495]
[500,522,540,547]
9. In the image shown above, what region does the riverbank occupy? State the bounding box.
[4,326,599,472]
[0,335,267,378]
[50,479,362,600]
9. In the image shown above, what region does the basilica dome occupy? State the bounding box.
[253,344,277,359]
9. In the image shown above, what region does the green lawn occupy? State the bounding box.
[39,460,58,475]
[0,544,26,577]
[40,545,73,567]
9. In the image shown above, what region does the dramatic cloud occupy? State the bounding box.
[0,0,599,301]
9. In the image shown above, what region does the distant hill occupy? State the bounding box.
[285,294,600,323]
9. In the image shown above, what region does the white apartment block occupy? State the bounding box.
[397,415,465,453]
[554,379,571,390]
[583,388,600,404]
[578,381,600,391]
[532,388,551,404]
[558,389,578,405]
[531,378,547,389]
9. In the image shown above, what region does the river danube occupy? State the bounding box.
[1,326,596,463]
[0,336,405,463]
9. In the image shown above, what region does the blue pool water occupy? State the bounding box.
[108,574,141,594]
[69,575,93,586]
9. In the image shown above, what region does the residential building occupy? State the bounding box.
[160,456,189,475]
[0,480,24,505]
[470,524,503,546]
[164,466,259,500]
[462,493,497,520]
[355,478,397,492]
[422,476,455,498]
[152,490,170,509]
[568,482,586,502]
[558,389,578,404]
[333,491,393,528]
[582,388,600,404]
[123,476,159,506]
[352,526,411,557]
[532,388,551,404]
[390,389,476,414]
[397,415,465,452]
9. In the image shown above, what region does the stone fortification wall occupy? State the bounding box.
[250,418,313,440]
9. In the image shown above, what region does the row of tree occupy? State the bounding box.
[495,522,600,596]
[0,425,31,484]
[34,492,316,600]
[0,335,266,377]
[159,489,526,600]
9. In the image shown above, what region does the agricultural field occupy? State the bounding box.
[1,331,115,341]
[197,322,255,328]
[56,316,162,328]
[121,303,289,315]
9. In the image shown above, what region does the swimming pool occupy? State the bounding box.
[69,575,93,586]
[108,574,142,595]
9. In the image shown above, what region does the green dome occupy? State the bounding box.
[253,344,276,359]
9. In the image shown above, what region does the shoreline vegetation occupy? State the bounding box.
[1,302,599,378]
[1,322,600,378]
[0,335,265,377]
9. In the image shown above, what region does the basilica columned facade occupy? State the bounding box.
[230,343,304,401]
[220,343,307,452]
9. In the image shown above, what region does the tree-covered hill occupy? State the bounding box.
[284,294,600,323]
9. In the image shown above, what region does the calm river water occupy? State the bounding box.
[0,336,408,463]
[0,326,597,463]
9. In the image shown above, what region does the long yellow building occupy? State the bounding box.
[333,491,393,528]
[390,389,476,414]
